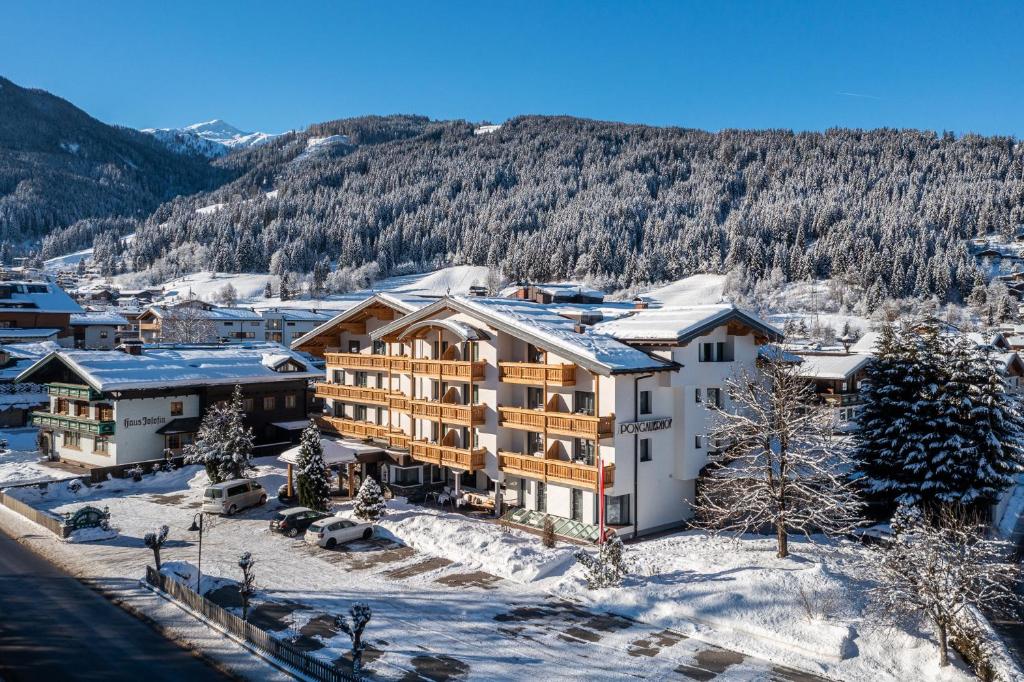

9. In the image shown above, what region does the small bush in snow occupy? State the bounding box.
[238,552,256,621]
[66,479,82,494]
[144,525,169,570]
[542,516,556,548]
[575,536,629,589]
[352,477,386,522]
[335,602,372,676]
[125,465,144,482]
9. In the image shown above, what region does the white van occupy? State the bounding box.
[202,479,267,515]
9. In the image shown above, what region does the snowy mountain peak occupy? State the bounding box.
[142,119,280,158]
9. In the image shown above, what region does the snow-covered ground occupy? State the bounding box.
[0,455,977,681]
[639,274,728,306]
[0,427,73,487]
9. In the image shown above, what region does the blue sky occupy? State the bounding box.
[4,1,1023,136]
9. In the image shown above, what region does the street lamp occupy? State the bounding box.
[187,512,205,593]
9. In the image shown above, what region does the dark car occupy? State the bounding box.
[269,507,330,538]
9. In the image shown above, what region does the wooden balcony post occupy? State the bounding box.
[286,463,294,498]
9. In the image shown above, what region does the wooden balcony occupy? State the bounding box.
[498,451,614,491]
[46,382,104,401]
[32,411,115,436]
[498,406,614,439]
[314,383,392,406]
[319,416,392,441]
[409,440,486,471]
[408,359,486,381]
[388,394,411,412]
[324,352,391,370]
[498,362,576,386]
[410,400,485,426]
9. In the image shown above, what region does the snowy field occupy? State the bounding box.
[0,427,73,487]
[0,456,976,681]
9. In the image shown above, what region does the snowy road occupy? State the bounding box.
[0,524,228,681]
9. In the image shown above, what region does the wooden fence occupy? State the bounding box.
[145,567,359,682]
[0,489,70,538]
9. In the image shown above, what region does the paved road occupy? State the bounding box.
[0,526,229,682]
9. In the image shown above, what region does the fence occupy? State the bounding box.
[145,566,359,682]
[0,489,70,538]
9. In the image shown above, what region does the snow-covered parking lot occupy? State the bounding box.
[0,457,975,681]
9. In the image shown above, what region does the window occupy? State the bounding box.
[372,339,386,355]
[354,404,367,422]
[526,387,544,410]
[527,431,544,454]
[639,390,652,415]
[605,494,631,525]
[333,369,344,384]
[243,398,255,412]
[99,330,108,339]
[170,401,183,417]
[527,344,544,363]
[376,372,385,388]
[93,436,110,455]
[706,388,722,408]
[640,438,652,462]
[699,342,714,362]
[285,394,297,409]
[695,388,702,403]
[263,396,276,411]
[571,489,583,522]
[75,402,89,417]
[348,340,360,353]
[223,321,234,327]
[391,466,421,486]
[700,339,735,362]
[573,438,595,465]
[695,435,703,449]
[64,432,81,450]
[574,391,595,416]
[536,482,547,512]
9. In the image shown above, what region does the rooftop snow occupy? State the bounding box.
[17,343,319,392]
[794,353,872,380]
[148,305,262,321]
[0,329,60,339]
[592,304,781,344]
[0,281,83,314]
[70,312,129,326]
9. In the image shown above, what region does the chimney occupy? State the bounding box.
[574,323,587,334]
[632,296,649,310]
[119,340,143,356]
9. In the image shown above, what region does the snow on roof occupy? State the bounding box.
[70,312,129,327]
[592,304,782,344]
[848,331,881,355]
[0,328,60,340]
[498,282,605,300]
[0,281,83,314]
[794,353,872,380]
[374,296,673,375]
[289,293,430,350]
[261,308,333,322]
[17,342,319,392]
[148,304,262,321]
[279,438,371,466]
[758,344,803,364]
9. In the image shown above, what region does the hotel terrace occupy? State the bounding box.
[293,292,781,540]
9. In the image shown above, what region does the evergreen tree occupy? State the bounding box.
[296,420,332,512]
[185,384,255,483]
[352,477,386,522]
[263,281,273,299]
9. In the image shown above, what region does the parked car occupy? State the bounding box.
[270,507,330,537]
[304,515,375,549]
[202,479,267,515]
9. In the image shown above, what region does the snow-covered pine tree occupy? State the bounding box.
[184,384,255,483]
[352,477,386,522]
[263,281,272,299]
[296,420,331,512]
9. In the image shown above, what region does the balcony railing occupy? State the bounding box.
[498,406,614,439]
[409,440,486,471]
[410,400,485,426]
[324,352,391,370]
[314,382,392,406]
[822,393,862,406]
[408,359,486,381]
[46,382,104,401]
[31,411,115,436]
[388,394,411,412]
[318,415,410,449]
[498,451,614,490]
[498,362,576,386]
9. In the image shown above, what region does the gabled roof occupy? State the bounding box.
[70,312,129,327]
[0,281,83,315]
[372,296,674,376]
[16,342,320,392]
[290,293,428,352]
[794,353,872,380]
[591,304,782,345]
[144,304,262,322]
[261,308,333,322]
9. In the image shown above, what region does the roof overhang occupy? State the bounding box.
[397,319,490,343]
[611,307,784,346]
[290,294,418,354]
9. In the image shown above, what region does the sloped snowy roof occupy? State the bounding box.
[373,296,674,375]
[70,312,129,327]
[147,305,262,321]
[794,353,872,380]
[848,331,881,355]
[261,309,333,322]
[0,281,83,314]
[289,293,430,350]
[591,304,782,345]
[16,342,319,392]
[0,328,59,340]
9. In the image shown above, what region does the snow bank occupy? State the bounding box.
[8,465,208,512]
[161,560,237,596]
[65,526,118,543]
[375,500,576,583]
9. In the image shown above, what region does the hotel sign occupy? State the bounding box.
[618,417,672,435]
[123,416,168,429]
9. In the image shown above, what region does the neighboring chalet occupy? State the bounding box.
[18,343,320,468]
[499,282,606,305]
[0,280,83,345]
[70,311,129,350]
[293,295,780,541]
[137,301,265,344]
[794,353,872,430]
[0,342,58,427]
[261,308,333,346]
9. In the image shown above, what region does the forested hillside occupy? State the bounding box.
[0,76,233,252]
[101,115,1024,303]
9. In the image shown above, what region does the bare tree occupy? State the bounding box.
[694,359,862,558]
[216,282,238,307]
[144,525,169,570]
[870,505,1022,667]
[161,303,216,344]
[335,602,373,675]
[237,552,256,621]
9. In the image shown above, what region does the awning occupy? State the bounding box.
[278,438,383,466]
[155,417,203,435]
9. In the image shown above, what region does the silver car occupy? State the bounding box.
[202,479,267,515]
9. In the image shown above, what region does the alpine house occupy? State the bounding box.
[293,294,781,541]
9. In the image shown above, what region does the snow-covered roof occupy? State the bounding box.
[16,342,320,392]
[499,282,605,301]
[848,331,881,355]
[70,312,129,327]
[794,353,872,380]
[146,304,262,321]
[0,281,83,314]
[261,308,333,322]
[278,438,378,466]
[289,293,430,351]
[373,296,674,376]
[0,328,60,340]
[758,344,804,364]
[591,304,782,345]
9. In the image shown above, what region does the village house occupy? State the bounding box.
[261,308,333,346]
[70,311,129,349]
[793,352,872,430]
[292,294,780,541]
[0,280,83,345]
[17,342,320,468]
[137,301,265,344]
